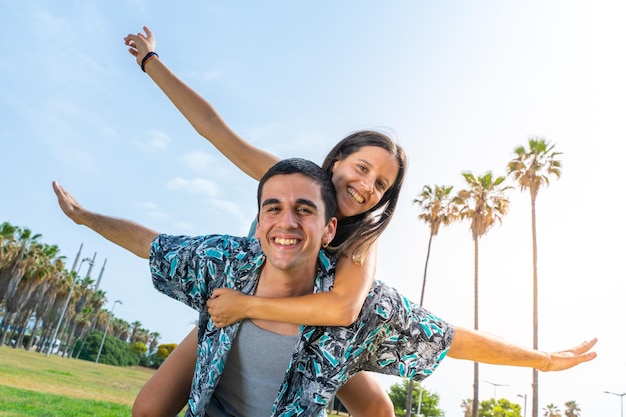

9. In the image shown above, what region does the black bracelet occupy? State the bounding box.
[141,52,159,72]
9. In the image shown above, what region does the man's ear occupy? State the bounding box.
[324,217,338,245]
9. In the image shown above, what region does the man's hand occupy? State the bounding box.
[52,180,159,259]
[52,180,88,225]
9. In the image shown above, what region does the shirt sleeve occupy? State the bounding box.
[360,281,455,380]
[149,234,259,312]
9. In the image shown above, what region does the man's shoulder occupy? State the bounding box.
[152,233,263,260]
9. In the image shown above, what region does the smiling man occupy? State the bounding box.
[53,158,596,417]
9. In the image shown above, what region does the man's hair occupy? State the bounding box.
[257,158,338,223]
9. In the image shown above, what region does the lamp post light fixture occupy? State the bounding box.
[47,257,94,357]
[95,300,122,364]
[604,391,626,417]
[517,394,527,417]
[484,380,508,400]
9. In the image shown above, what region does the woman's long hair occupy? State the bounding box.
[321,130,407,264]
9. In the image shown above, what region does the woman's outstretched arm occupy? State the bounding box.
[124,26,279,180]
[207,243,378,327]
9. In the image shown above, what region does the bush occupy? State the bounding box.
[77,331,137,366]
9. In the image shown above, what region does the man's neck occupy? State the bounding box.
[251,263,317,335]
[255,263,317,298]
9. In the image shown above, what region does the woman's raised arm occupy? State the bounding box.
[124,26,279,180]
[207,243,378,327]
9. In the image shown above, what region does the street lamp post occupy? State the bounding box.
[95,300,122,364]
[604,391,626,417]
[484,380,508,400]
[47,257,94,356]
[517,394,527,417]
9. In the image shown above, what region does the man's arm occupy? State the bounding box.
[52,181,158,258]
[447,326,597,372]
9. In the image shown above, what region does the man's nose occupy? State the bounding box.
[278,209,298,227]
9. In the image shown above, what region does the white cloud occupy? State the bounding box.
[131,130,171,151]
[179,151,215,174]
[149,130,170,150]
[166,177,219,198]
[146,210,169,220]
[135,201,158,210]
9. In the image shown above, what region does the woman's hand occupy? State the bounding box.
[124,26,156,66]
[207,288,250,328]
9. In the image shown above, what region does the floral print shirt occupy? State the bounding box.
[150,234,454,417]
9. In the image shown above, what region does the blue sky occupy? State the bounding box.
[2,1,625,415]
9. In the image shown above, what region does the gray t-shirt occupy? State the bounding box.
[206,320,298,417]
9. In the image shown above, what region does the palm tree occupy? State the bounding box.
[148,332,161,355]
[0,227,40,310]
[35,269,71,352]
[563,400,580,417]
[10,244,62,349]
[507,137,562,417]
[406,184,457,416]
[454,171,511,417]
[130,321,143,344]
[461,398,473,417]
[0,236,49,346]
[74,289,107,358]
[413,184,458,307]
[543,403,561,417]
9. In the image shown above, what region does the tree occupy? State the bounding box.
[130,341,148,366]
[542,403,561,417]
[152,343,178,368]
[388,379,443,417]
[78,330,136,366]
[563,400,580,417]
[407,184,458,415]
[454,171,511,417]
[479,398,522,417]
[462,399,473,417]
[507,137,562,417]
[413,184,458,306]
[148,331,161,355]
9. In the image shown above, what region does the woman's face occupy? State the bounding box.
[331,146,399,219]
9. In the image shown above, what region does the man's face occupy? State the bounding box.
[255,173,337,273]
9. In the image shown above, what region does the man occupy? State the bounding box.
[53,158,597,417]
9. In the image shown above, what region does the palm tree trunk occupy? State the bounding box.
[472,237,479,417]
[531,193,539,417]
[406,232,435,417]
[0,312,15,346]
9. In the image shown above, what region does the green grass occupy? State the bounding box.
[0,346,155,416]
[0,385,131,417]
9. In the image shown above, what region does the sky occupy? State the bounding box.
[1,1,625,415]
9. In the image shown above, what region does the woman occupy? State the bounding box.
[125,27,407,417]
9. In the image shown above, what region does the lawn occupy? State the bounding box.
[0,346,155,416]
[0,346,346,416]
